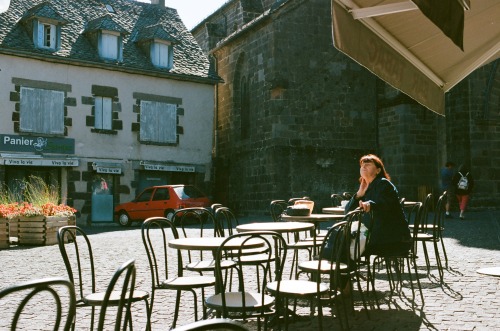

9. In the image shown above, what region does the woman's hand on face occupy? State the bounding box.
[356,178,369,198]
[359,200,371,212]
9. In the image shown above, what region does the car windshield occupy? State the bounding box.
[173,186,205,200]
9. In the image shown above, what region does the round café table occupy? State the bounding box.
[476,267,500,277]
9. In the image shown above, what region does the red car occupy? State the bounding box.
[114,184,211,226]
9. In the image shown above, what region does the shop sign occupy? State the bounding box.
[96,166,122,174]
[143,163,195,172]
[1,158,79,167]
[0,134,75,154]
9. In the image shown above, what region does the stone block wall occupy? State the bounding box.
[195,0,500,215]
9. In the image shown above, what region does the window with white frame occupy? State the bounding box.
[99,31,120,60]
[20,87,64,134]
[140,101,176,144]
[151,41,172,68]
[94,96,113,130]
[36,21,57,49]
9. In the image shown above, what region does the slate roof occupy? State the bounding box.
[0,0,219,82]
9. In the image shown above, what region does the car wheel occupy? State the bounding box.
[165,209,174,221]
[118,212,131,227]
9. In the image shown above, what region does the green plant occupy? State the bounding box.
[0,176,75,219]
[23,176,60,206]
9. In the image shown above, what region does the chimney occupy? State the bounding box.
[150,0,166,6]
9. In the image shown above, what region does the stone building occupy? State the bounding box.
[0,0,219,224]
[192,0,499,214]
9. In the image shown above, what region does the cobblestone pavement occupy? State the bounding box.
[0,210,499,330]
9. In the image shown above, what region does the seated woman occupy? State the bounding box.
[344,154,411,256]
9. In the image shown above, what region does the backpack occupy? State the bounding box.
[457,172,469,190]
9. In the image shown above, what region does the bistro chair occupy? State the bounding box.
[369,202,425,307]
[342,192,353,200]
[411,192,448,282]
[173,207,236,275]
[57,225,150,331]
[269,199,321,280]
[206,231,287,331]
[297,210,371,326]
[211,203,224,215]
[96,259,137,331]
[0,277,76,331]
[312,209,372,317]
[330,193,343,207]
[269,200,288,222]
[141,217,216,329]
[294,221,350,330]
[215,206,272,291]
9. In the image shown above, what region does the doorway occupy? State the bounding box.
[91,174,114,223]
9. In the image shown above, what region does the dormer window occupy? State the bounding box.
[37,21,57,49]
[151,40,173,69]
[99,30,120,60]
[85,15,127,62]
[136,25,177,70]
[20,3,66,51]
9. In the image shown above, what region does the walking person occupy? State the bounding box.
[452,164,474,220]
[440,161,455,218]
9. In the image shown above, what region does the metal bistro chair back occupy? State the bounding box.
[216,206,273,291]
[295,220,350,330]
[141,217,216,329]
[205,231,288,330]
[173,207,224,272]
[413,192,448,282]
[173,207,238,281]
[269,200,288,222]
[331,193,343,206]
[214,206,239,237]
[97,259,137,331]
[57,225,150,331]
[0,277,76,331]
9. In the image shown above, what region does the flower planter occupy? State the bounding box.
[0,218,9,249]
[17,215,76,246]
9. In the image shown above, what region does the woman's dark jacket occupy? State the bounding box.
[345,176,411,253]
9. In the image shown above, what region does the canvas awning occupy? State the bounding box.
[331,0,500,115]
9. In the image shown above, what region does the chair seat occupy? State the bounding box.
[205,291,275,311]
[84,289,150,306]
[162,276,216,290]
[266,280,328,298]
[298,259,349,274]
[186,259,237,272]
